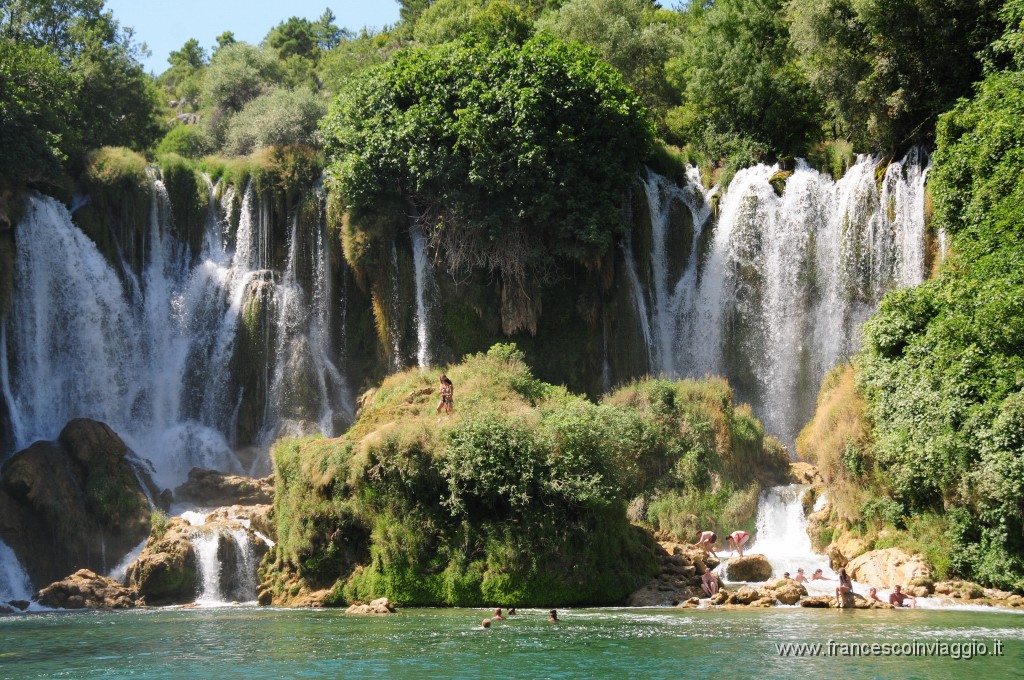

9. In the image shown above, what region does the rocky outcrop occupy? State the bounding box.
[173,468,274,507]
[762,579,808,605]
[0,419,156,589]
[34,569,140,609]
[627,541,720,606]
[346,597,397,615]
[126,517,200,606]
[788,462,820,485]
[725,554,773,582]
[846,548,931,590]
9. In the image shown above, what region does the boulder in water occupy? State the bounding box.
[346,597,397,615]
[34,569,140,609]
[126,517,200,606]
[845,548,931,589]
[0,419,156,589]
[725,554,772,582]
[799,595,832,608]
[763,579,808,605]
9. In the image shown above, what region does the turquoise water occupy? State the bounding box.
[2,606,1022,679]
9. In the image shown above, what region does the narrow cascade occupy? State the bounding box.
[631,149,930,444]
[0,538,33,602]
[191,531,224,605]
[750,484,831,589]
[108,536,149,584]
[410,225,435,368]
[2,176,354,488]
[226,527,257,601]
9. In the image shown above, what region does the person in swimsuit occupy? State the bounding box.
[436,374,454,415]
[794,568,809,584]
[888,584,917,608]
[835,568,853,606]
[728,530,750,557]
[701,569,720,596]
[694,530,718,558]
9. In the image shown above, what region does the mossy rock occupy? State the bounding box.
[768,170,793,197]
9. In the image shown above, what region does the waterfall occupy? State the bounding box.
[191,531,224,604]
[108,536,149,584]
[2,176,353,489]
[750,484,831,584]
[410,225,434,368]
[631,149,930,444]
[0,538,32,602]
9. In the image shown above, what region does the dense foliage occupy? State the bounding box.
[0,0,161,185]
[819,25,1024,589]
[262,344,787,606]
[321,34,652,334]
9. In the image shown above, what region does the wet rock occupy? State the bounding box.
[846,548,931,589]
[173,468,274,506]
[0,419,155,589]
[678,597,701,608]
[799,596,832,608]
[34,569,140,609]
[346,597,397,615]
[8,599,29,611]
[126,517,200,606]
[732,585,763,605]
[725,554,772,582]
[709,590,731,606]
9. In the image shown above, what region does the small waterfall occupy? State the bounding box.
[108,536,148,584]
[191,531,224,604]
[0,539,33,602]
[388,242,403,371]
[751,484,831,583]
[189,526,260,604]
[410,225,434,368]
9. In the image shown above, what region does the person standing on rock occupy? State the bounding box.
[694,531,718,557]
[727,530,749,557]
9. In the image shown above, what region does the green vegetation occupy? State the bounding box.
[322,34,653,334]
[797,13,1024,590]
[264,344,787,606]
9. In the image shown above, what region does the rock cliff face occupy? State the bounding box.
[627,541,720,606]
[0,419,156,589]
[846,548,932,591]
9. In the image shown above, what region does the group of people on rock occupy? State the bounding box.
[777,567,916,608]
[481,607,558,628]
[694,530,750,558]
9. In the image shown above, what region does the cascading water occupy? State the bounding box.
[631,149,931,444]
[2,174,353,489]
[410,225,435,368]
[191,531,224,604]
[0,538,33,602]
[750,484,831,587]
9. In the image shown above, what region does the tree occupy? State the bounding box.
[787,0,1003,151]
[168,37,205,70]
[201,41,282,113]
[536,0,685,126]
[266,16,317,61]
[666,0,821,157]
[322,34,653,334]
[215,30,236,51]
[0,0,162,174]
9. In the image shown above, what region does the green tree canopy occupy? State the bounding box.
[666,0,821,157]
[322,34,653,334]
[787,0,1002,151]
[0,0,161,178]
[536,0,684,129]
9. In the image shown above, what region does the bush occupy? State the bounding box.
[222,88,327,156]
[156,125,210,159]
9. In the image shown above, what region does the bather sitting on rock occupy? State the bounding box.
[867,587,884,603]
[794,568,809,584]
[835,568,853,607]
[889,585,917,608]
[701,569,720,597]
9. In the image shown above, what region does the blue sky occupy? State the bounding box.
[104,0,403,74]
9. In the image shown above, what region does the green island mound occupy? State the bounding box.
[259,343,789,607]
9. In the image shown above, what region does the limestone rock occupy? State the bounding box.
[788,462,820,485]
[846,548,931,589]
[732,585,763,605]
[347,597,397,615]
[934,580,985,599]
[826,544,848,570]
[627,540,716,606]
[0,419,156,589]
[831,533,867,564]
[34,569,139,609]
[173,468,274,506]
[126,517,200,606]
[799,596,832,608]
[725,554,773,582]
[763,579,808,605]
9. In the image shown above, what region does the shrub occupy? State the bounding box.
[222,88,327,157]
